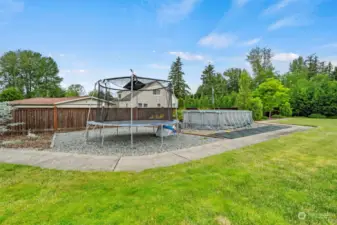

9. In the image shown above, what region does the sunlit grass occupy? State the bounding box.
[1,118,337,224]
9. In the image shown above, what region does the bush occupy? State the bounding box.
[271,114,284,119]
[249,97,263,120]
[173,109,184,121]
[0,87,23,102]
[308,113,327,119]
[261,116,269,120]
[280,102,292,117]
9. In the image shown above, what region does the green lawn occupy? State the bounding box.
[1,118,336,225]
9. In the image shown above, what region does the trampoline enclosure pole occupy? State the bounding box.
[130,73,134,149]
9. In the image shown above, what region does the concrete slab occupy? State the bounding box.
[114,152,189,172]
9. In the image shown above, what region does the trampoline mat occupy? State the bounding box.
[87,120,178,127]
[208,125,290,139]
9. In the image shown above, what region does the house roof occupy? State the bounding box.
[10,96,91,105]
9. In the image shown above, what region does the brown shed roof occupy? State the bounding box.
[10,96,88,105]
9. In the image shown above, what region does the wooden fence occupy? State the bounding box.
[10,107,173,133]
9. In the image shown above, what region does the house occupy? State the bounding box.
[117,81,178,108]
[10,96,116,109]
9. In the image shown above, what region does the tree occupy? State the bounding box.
[331,67,337,81]
[0,51,21,90]
[289,56,307,74]
[326,62,334,77]
[0,50,63,98]
[249,97,263,120]
[246,47,274,86]
[305,54,319,79]
[280,102,292,117]
[168,57,190,99]
[236,70,252,110]
[88,90,98,97]
[223,68,242,93]
[196,63,217,98]
[0,87,24,102]
[65,84,86,97]
[254,78,290,118]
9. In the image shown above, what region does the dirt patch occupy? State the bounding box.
[0,133,53,149]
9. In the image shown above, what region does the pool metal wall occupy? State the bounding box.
[183,110,253,130]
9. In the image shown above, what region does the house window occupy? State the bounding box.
[157,103,161,107]
[126,103,128,107]
[138,103,142,108]
[144,103,148,108]
[118,93,121,99]
[153,89,160,95]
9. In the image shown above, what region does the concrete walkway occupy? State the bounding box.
[0,125,311,172]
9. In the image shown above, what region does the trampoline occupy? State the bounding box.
[86,120,179,147]
[85,70,179,149]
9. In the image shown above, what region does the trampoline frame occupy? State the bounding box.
[85,70,179,149]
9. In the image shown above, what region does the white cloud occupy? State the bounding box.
[234,0,250,7]
[0,0,24,13]
[149,64,170,70]
[268,16,307,31]
[198,33,237,49]
[169,51,205,61]
[59,69,87,75]
[59,53,65,57]
[273,53,299,62]
[321,43,337,48]
[157,0,201,24]
[263,0,297,14]
[321,57,337,66]
[242,38,261,46]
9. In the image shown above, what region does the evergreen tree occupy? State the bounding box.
[223,68,242,93]
[196,64,216,97]
[168,57,190,99]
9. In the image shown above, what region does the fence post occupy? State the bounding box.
[53,105,58,131]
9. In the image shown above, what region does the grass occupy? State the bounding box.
[1,118,337,225]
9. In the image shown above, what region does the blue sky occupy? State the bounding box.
[1,0,337,93]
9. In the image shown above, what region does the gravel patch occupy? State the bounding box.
[52,127,219,156]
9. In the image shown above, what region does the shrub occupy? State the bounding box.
[271,114,284,119]
[0,87,23,102]
[0,102,24,134]
[261,116,269,120]
[280,102,292,117]
[249,97,263,121]
[173,109,184,121]
[308,113,327,119]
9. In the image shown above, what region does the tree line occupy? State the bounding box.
[2,48,337,120]
[168,47,337,119]
[0,50,87,101]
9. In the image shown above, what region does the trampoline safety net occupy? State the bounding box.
[183,110,254,130]
[94,75,174,122]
